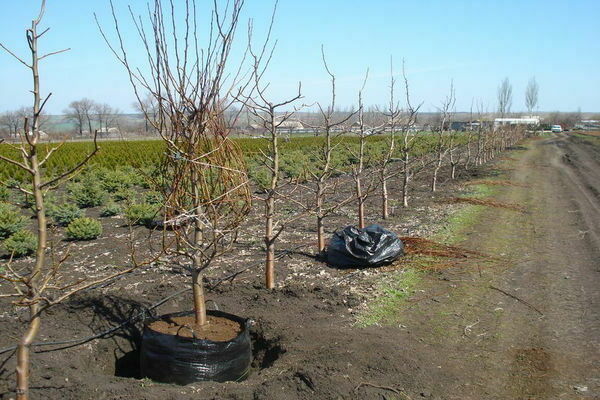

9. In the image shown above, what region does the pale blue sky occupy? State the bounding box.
[1,0,598,114]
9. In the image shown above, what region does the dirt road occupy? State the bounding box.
[419,133,600,399]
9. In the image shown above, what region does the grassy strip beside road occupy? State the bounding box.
[357,182,497,327]
[435,183,496,245]
[357,268,423,327]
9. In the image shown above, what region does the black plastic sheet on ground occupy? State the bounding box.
[327,224,404,268]
[140,310,252,385]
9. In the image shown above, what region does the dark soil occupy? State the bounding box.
[147,315,242,341]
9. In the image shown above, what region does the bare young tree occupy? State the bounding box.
[133,93,159,135]
[474,100,489,165]
[64,98,95,135]
[350,71,378,228]
[98,0,268,325]
[92,102,119,135]
[0,110,22,138]
[497,77,512,118]
[431,81,456,192]
[525,77,539,115]
[238,15,304,288]
[461,100,476,172]
[0,3,144,398]
[307,47,356,253]
[396,63,422,208]
[378,59,401,218]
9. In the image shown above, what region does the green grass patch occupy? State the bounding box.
[574,133,600,147]
[435,183,497,244]
[358,182,498,327]
[465,183,495,199]
[357,268,423,327]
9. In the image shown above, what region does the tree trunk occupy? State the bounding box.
[317,215,325,253]
[402,153,410,208]
[191,165,207,326]
[264,195,275,289]
[356,176,365,229]
[16,23,47,397]
[192,270,207,326]
[358,198,365,229]
[316,178,326,253]
[264,118,278,289]
[87,116,92,136]
[381,169,389,219]
[465,143,472,170]
[16,304,40,400]
[432,160,441,192]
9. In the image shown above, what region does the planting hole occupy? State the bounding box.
[251,331,285,370]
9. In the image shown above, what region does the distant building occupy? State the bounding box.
[575,120,600,130]
[26,130,48,139]
[494,116,540,129]
[246,117,308,134]
[275,118,305,132]
[450,121,470,131]
[97,127,120,137]
[450,120,493,131]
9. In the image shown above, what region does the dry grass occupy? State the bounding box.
[401,237,488,259]
[579,131,600,137]
[373,237,497,273]
[444,197,526,212]
[465,179,528,188]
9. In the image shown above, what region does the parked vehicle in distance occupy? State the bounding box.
[551,125,563,133]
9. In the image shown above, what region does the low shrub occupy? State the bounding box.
[247,160,271,190]
[66,217,103,241]
[99,169,136,193]
[143,191,164,205]
[0,186,9,202]
[0,203,28,240]
[67,176,108,208]
[3,230,37,258]
[100,202,121,217]
[112,188,137,203]
[124,203,160,227]
[135,167,157,189]
[279,151,311,181]
[46,202,84,226]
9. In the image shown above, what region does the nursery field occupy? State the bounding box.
[0,133,453,182]
[1,133,598,399]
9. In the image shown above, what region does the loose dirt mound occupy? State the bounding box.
[147,315,242,340]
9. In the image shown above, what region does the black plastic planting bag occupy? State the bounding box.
[327,224,404,268]
[140,310,252,385]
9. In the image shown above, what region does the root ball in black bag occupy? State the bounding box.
[327,224,404,268]
[140,310,252,385]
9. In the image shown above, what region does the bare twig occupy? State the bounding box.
[489,285,544,316]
